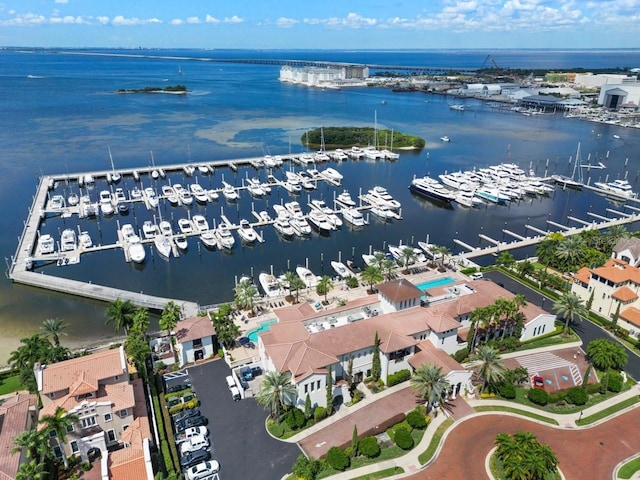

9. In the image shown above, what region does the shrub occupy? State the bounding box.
[500,336,519,351]
[394,427,414,450]
[387,420,412,441]
[453,347,469,363]
[344,446,354,458]
[268,420,284,438]
[406,409,428,429]
[286,407,306,430]
[346,276,359,288]
[387,369,411,387]
[527,388,548,406]
[314,406,327,422]
[326,447,350,471]
[361,412,405,438]
[217,348,224,358]
[584,383,602,395]
[604,370,623,393]
[81,461,91,472]
[498,382,516,399]
[547,391,566,404]
[566,386,588,405]
[358,436,381,458]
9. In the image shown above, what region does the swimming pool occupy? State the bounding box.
[415,276,456,291]
[247,318,278,343]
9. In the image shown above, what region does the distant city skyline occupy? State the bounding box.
[0,1,638,49]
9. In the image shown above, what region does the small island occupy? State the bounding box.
[117,85,187,95]
[302,127,425,150]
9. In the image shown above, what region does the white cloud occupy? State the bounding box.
[96,16,109,25]
[0,13,47,26]
[186,16,200,24]
[170,18,183,25]
[50,15,88,25]
[111,15,161,26]
[205,14,220,24]
[54,0,69,4]
[276,17,298,28]
[224,15,244,24]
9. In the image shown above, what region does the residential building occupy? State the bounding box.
[612,237,640,267]
[257,278,554,409]
[279,65,369,87]
[34,346,153,479]
[0,392,38,480]
[174,315,219,367]
[572,258,640,333]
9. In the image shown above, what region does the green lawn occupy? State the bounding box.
[350,466,404,480]
[575,396,639,426]
[418,418,454,465]
[474,406,559,425]
[0,374,22,395]
[618,456,640,479]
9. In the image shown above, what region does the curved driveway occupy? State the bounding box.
[409,409,640,479]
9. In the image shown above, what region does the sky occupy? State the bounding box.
[0,0,639,49]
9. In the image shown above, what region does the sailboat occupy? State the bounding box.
[178,65,183,75]
[551,142,582,189]
[150,151,159,180]
[380,129,400,160]
[108,147,121,183]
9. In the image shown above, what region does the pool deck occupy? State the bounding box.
[225,267,465,366]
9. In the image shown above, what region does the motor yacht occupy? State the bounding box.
[330,261,350,279]
[222,182,239,201]
[246,178,265,197]
[408,176,456,203]
[199,231,217,249]
[79,231,93,249]
[296,266,318,288]
[67,193,79,207]
[192,215,210,233]
[48,194,65,210]
[289,215,312,236]
[367,186,401,210]
[273,217,295,239]
[144,187,159,208]
[175,235,188,251]
[341,207,365,227]
[335,190,356,207]
[257,210,272,223]
[259,272,282,297]
[307,209,333,234]
[142,221,159,239]
[99,190,114,216]
[310,199,342,228]
[159,221,173,237]
[178,218,193,234]
[284,201,303,217]
[297,171,316,190]
[189,183,209,204]
[321,167,343,184]
[215,223,236,249]
[37,234,55,255]
[237,219,258,243]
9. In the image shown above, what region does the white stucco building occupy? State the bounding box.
[174,316,219,367]
[598,84,640,109]
[574,73,638,89]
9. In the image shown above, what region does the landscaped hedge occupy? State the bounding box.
[358,436,381,458]
[406,408,428,429]
[394,427,414,450]
[268,420,285,438]
[499,382,517,399]
[326,446,350,471]
[314,406,327,421]
[566,387,588,405]
[286,407,306,430]
[452,347,469,363]
[387,369,411,387]
[527,388,548,406]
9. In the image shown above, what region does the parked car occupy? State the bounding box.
[180,449,211,469]
[166,383,191,394]
[179,435,210,455]
[176,415,208,433]
[176,426,208,444]
[173,408,201,424]
[185,460,220,480]
[230,385,241,402]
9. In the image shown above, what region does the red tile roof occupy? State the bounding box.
[621,306,640,328]
[408,341,465,374]
[613,286,638,302]
[175,316,216,344]
[0,393,37,480]
[376,278,424,303]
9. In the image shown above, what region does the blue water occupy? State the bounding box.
[247,319,278,343]
[0,48,639,362]
[415,277,456,291]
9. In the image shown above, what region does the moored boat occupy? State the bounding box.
[331,261,350,279]
[215,223,235,249]
[259,272,282,297]
[296,266,318,288]
[154,235,172,258]
[237,219,258,243]
[79,231,93,249]
[37,234,55,255]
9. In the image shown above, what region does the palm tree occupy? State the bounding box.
[410,363,450,413]
[8,334,61,393]
[105,298,136,334]
[398,246,417,271]
[361,265,383,293]
[285,271,306,303]
[316,275,334,303]
[516,260,534,278]
[41,318,69,347]
[586,338,628,371]
[159,300,181,336]
[12,429,51,463]
[556,235,585,271]
[381,258,396,280]
[433,245,451,268]
[234,278,258,314]
[16,460,46,480]
[131,307,150,334]
[466,345,506,393]
[553,292,586,334]
[39,406,79,469]
[256,370,297,424]
[371,251,387,269]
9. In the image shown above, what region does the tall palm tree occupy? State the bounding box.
[361,265,383,293]
[39,406,79,469]
[586,338,628,371]
[285,271,306,303]
[41,318,69,347]
[381,258,396,280]
[371,251,387,269]
[316,275,334,303]
[16,460,46,480]
[410,363,450,413]
[553,292,586,334]
[433,245,451,268]
[466,345,506,393]
[556,235,585,271]
[159,301,181,336]
[398,246,417,271]
[8,334,60,393]
[234,278,258,314]
[131,307,150,334]
[256,370,297,424]
[105,298,136,334]
[12,429,51,463]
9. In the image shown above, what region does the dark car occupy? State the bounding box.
[180,449,211,469]
[165,383,191,394]
[176,415,208,433]
[173,408,201,424]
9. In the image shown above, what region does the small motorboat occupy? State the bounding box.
[192,215,210,233]
[99,190,114,216]
[37,234,55,255]
[79,231,93,249]
[331,261,350,279]
[142,221,159,239]
[178,218,193,234]
[440,136,451,142]
[237,219,258,243]
[296,266,318,288]
[175,235,188,251]
[60,229,77,252]
[200,231,217,249]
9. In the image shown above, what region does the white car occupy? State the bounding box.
[186,460,220,480]
[177,426,209,444]
[180,434,209,455]
[230,385,241,401]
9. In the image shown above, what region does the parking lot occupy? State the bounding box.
[171,360,300,480]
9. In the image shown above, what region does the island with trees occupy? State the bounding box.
[302,127,425,150]
[117,85,187,95]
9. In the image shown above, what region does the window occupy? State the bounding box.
[114,375,120,381]
[66,424,74,433]
[310,382,314,392]
[104,413,113,422]
[122,424,129,432]
[53,446,62,458]
[304,384,308,394]
[81,416,97,428]
[70,441,79,454]
[48,430,57,438]
[317,380,321,390]
[119,409,128,418]
[107,429,116,443]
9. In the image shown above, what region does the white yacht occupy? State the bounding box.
[273,204,289,219]
[363,146,381,160]
[128,236,146,264]
[144,187,159,208]
[246,178,265,197]
[175,185,193,206]
[79,231,93,249]
[369,204,396,221]
[298,171,316,190]
[367,186,401,210]
[237,219,258,243]
[314,150,330,163]
[222,182,239,201]
[67,193,79,207]
[349,146,364,159]
[189,183,209,204]
[440,136,451,142]
[331,149,348,161]
[285,171,302,188]
[257,210,272,223]
[130,187,143,200]
[417,242,443,261]
[284,201,303,217]
[215,223,235,249]
[259,272,282,297]
[99,190,114,216]
[298,154,315,165]
[60,228,78,252]
[199,231,217,249]
[310,199,342,228]
[192,215,209,233]
[263,155,276,168]
[207,189,220,201]
[409,176,456,203]
[142,221,159,239]
[273,217,295,239]
[439,172,478,191]
[335,190,356,207]
[49,195,65,210]
[331,261,350,279]
[594,179,636,199]
[341,207,365,227]
[321,167,343,184]
[296,266,318,288]
[178,218,193,234]
[289,215,312,236]
[154,234,172,258]
[159,220,173,237]
[175,235,188,251]
[37,234,55,255]
[307,209,333,234]
[475,186,509,204]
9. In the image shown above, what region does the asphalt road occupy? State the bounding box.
[484,270,640,380]
[167,360,300,480]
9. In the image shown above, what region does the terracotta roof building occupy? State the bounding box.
[0,393,38,480]
[174,316,219,366]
